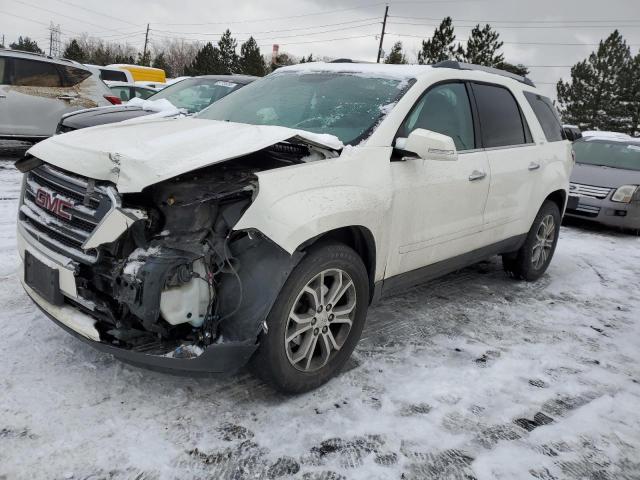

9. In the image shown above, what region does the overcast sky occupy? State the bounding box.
[1,0,639,98]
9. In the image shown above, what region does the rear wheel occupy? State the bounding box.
[503,200,561,281]
[251,243,369,393]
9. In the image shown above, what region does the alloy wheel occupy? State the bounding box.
[284,268,357,372]
[531,214,556,270]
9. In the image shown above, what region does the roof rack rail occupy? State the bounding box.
[432,60,535,87]
[0,47,76,65]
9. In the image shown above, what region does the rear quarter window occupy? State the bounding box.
[472,82,531,148]
[524,92,566,142]
[100,69,128,82]
[58,65,92,87]
[12,58,62,87]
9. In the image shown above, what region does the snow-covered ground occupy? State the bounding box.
[1,143,639,480]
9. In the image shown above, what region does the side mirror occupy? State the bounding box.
[396,129,458,161]
[563,125,582,142]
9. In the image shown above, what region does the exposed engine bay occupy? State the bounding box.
[18,141,335,358]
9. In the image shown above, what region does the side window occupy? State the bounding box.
[101,69,128,82]
[12,59,62,87]
[399,82,475,151]
[524,92,566,142]
[110,86,131,102]
[0,58,6,84]
[58,65,92,87]
[472,83,530,148]
[134,88,155,99]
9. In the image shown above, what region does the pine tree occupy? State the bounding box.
[217,29,239,74]
[622,52,640,136]
[299,54,314,63]
[417,17,462,64]
[384,41,407,64]
[557,30,632,132]
[10,36,43,54]
[239,37,267,76]
[63,39,86,62]
[185,42,224,75]
[460,24,504,66]
[152,52,172,77]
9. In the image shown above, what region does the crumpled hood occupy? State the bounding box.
[28,117,343,193]
[571,162,640,189]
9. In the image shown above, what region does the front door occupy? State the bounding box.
[386,82,490,278]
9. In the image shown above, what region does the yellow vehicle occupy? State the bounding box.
[106,64,166,83]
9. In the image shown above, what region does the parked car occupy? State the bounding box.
[85,64,134,84]
[134,81,166,90]
[565,131,640,231]
[16,61,572,392]
[0,49,118,141]
[108,82,157,102]
[56,75,257,133]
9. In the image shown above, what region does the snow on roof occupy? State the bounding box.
[582,131,635,143]
[275,62,433,80]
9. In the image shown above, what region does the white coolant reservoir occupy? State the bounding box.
[159,259,209,327]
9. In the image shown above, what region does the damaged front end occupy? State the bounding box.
[17,142,322,373]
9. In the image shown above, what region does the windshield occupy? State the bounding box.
[150,78,243,113]
[197,71,413,144]
[573,139,640,171]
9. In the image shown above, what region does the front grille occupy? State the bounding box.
[569,182,611,199]
[567,203,601,218]
[19,163,115,263]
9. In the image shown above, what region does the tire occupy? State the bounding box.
[250,242,369,394]
[502,200,561,281]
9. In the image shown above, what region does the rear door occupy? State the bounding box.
[471,82,538,241]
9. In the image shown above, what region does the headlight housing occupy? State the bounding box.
[611,185,639,203]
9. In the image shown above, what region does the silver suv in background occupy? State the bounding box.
[0,49,116,141]
[566,131,640,232]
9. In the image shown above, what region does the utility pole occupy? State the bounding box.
[376,5,389,63]
[142,23,150,65]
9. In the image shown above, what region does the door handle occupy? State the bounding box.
[468,170,487,181]
[0,95,6,99]
[57,95,77,101]
[528,162,541,171]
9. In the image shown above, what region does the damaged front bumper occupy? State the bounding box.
[18,213,258,375]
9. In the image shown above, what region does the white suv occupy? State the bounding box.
[0,49,114,141]
[16,61,572,392]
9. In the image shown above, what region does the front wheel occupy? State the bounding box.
[503,200,561,281]
[251,243,369,393]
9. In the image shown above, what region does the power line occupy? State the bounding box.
[388,14,640,24]
[11,0,139,34]
[151,17,381,36]
[51,0,141,27]
[150,22,381,43]
[151,0,474,26]
[388,21,640,29]
[385,33,640,46]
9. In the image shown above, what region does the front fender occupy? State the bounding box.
[234,147,392,281]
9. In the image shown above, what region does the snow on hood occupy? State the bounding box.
[27,117,343,193]
[126,97,179,113]
[582,131,634,143]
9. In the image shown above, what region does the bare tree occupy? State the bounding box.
[153,39,200,77]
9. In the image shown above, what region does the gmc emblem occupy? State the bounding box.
[35,188,73,221]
